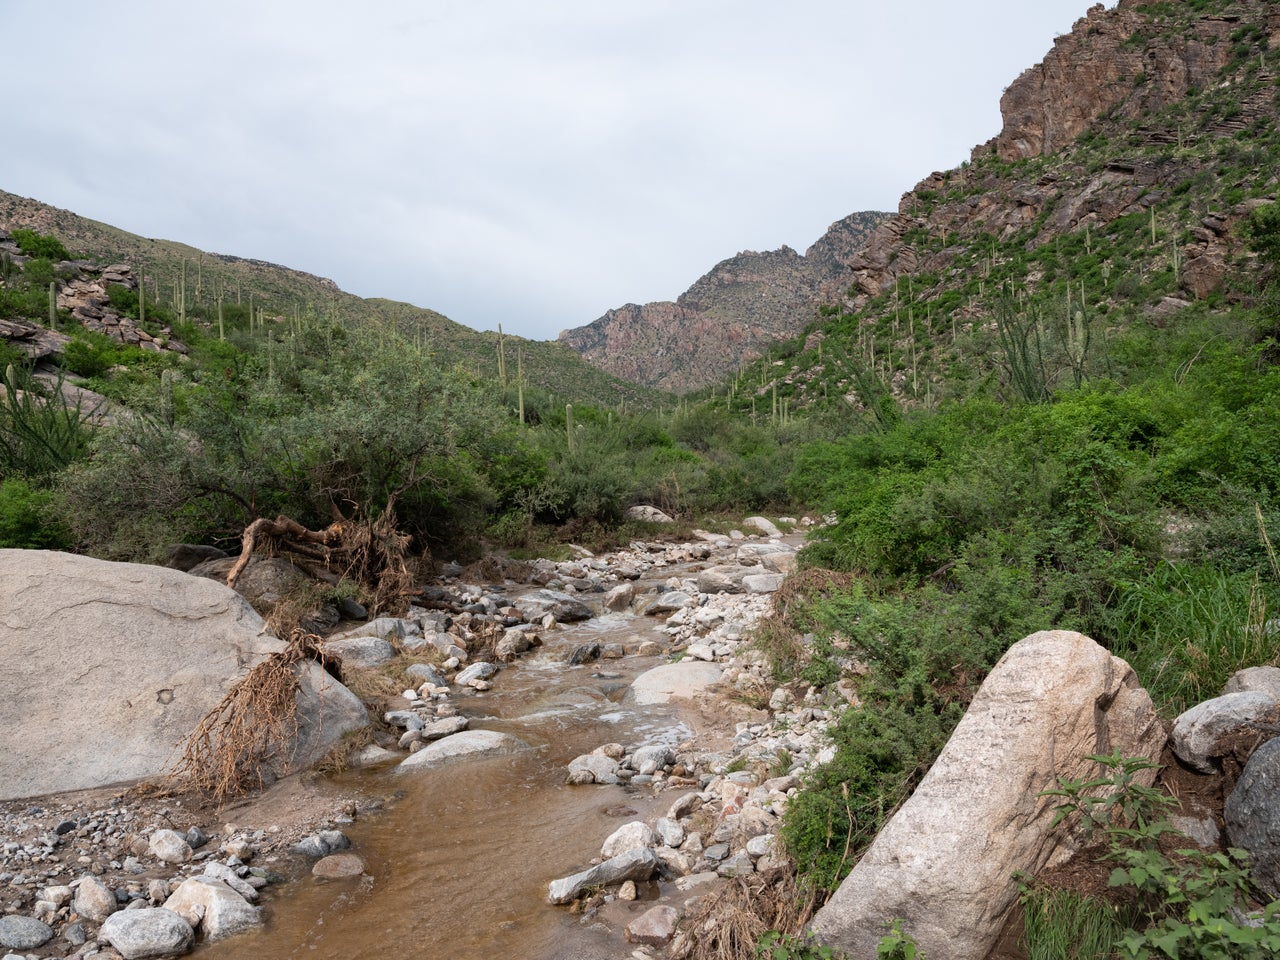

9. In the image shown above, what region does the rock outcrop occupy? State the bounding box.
[559,212,886,392]
[0,549,368,801]
[808,630,1165,960]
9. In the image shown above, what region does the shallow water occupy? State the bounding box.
[201,604,692,960]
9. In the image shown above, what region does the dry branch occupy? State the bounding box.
[157,630,337,806]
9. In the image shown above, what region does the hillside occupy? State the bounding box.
[0,189,661,409]
[558,211,886,393]
[739,0,1280,415]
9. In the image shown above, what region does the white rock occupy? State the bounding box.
[148,829,192,865]
[99,908,193,959]
[163,877,261,940]
[601,821,654,859]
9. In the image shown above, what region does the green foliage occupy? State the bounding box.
[1110,560,1277,716]
[757,931,842,960]
[0,477,69,549]
[20,256,56,288]
[9,228,70,261]
[0,362,92,482]
[1019,887,1129,960]
[1039,753,1280,960]
[876,921,925,960]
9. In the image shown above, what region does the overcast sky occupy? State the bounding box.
[2,1,1103,340]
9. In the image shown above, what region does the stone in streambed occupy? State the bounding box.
[99,908,193,959]
[164,877,261,940]
[0,915,53,950]
[397,730,528,770]
[547,847,659,904]
[313,853,366,879]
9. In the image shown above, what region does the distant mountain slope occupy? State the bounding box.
[732,0,1280,414]
[0,189,661,408]
[558,211,887,393]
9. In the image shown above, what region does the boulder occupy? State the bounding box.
[514,590,594,623]
[567,753,621,785]
[0,915,53,950]
[1170,691,1280,774]
[628,662,723,706]
[547,847,659,904]
[148,829,192,865]
[1225,736,1280,899]
[808,630,1165,960]
[163,877,261,940]
[696,565,755,594]
[322,636,397,668]
[1223,666,1280,700]
[312,853,366,879]
[99,909,193,959]
[625,905,680,946]
[187,555,310,613]
[601,821,654,859]
[625,505,674,523]
[72,875,117,922]
[0,550,368,801]
[743,573,785,594]
[455,662,497,685]
[397,730,528,771]
[643,591,693,614]
[742,516,783,538]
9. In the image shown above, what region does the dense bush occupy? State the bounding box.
[10,228,70,262]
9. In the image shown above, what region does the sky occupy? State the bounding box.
[1,1,1106,340]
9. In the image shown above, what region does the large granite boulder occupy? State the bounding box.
[808,630,1165,960]
[1225,736,1280,900]
[0,550,369,801]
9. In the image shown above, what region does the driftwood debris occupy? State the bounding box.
[226,506,414,618]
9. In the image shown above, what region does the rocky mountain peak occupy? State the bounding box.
[991,0,1280,162]
[558,211,887,393]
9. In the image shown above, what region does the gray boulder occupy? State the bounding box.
[0,550,368,801]
[1223,666,1280,699]
[808,630,1165,960]
[397,730,528,771]
[322,636,397,668]
[742,516,783,538]
[566,753,621,785]
[72,875,117,922]
[1170,691,1279,774]
[514,589,594,623]
[628,662,723,706]
[547,847,659,904]
[99,908,193,959]
[456,661,497,685]
[0,915,54,950]
[163,877,261,940]
[1225,736,1280,899]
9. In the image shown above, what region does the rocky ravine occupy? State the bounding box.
[0,517,833,959]
[559,212,887,393]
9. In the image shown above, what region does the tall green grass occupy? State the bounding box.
[1111,534,1279,716]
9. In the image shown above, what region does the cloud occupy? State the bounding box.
[0,0,1106,339]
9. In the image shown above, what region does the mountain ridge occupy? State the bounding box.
[557,210,888,393]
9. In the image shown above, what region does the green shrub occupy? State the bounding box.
[10,229,70,262]
[0,477,69,549]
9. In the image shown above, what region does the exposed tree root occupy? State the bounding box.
[154,629,340,807]
[226,502,415,619]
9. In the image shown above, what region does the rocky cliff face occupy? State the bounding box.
[559,212,886,393]
[993,0,1280,162]
[836,0,1280,319]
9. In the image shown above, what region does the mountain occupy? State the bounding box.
[0,189,661,409]
[732,0,1280,414]
[557,211,887,393]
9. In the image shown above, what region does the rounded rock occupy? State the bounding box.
[0,915,54,950]
[312,853,366,879]
[99,908,193,959]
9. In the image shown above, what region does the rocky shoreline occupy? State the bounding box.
[1,516,847,959]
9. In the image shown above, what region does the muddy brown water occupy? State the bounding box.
[200,607,700,960]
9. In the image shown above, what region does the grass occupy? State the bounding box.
[1111,560,1278,715]
[1020,887,1132,960]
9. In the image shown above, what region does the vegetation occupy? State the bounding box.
[2,2,1280,953]
[1040,752,1280,959]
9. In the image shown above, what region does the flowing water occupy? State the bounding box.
[201,603,702,960]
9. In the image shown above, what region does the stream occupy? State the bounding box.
[198,554,744,960]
